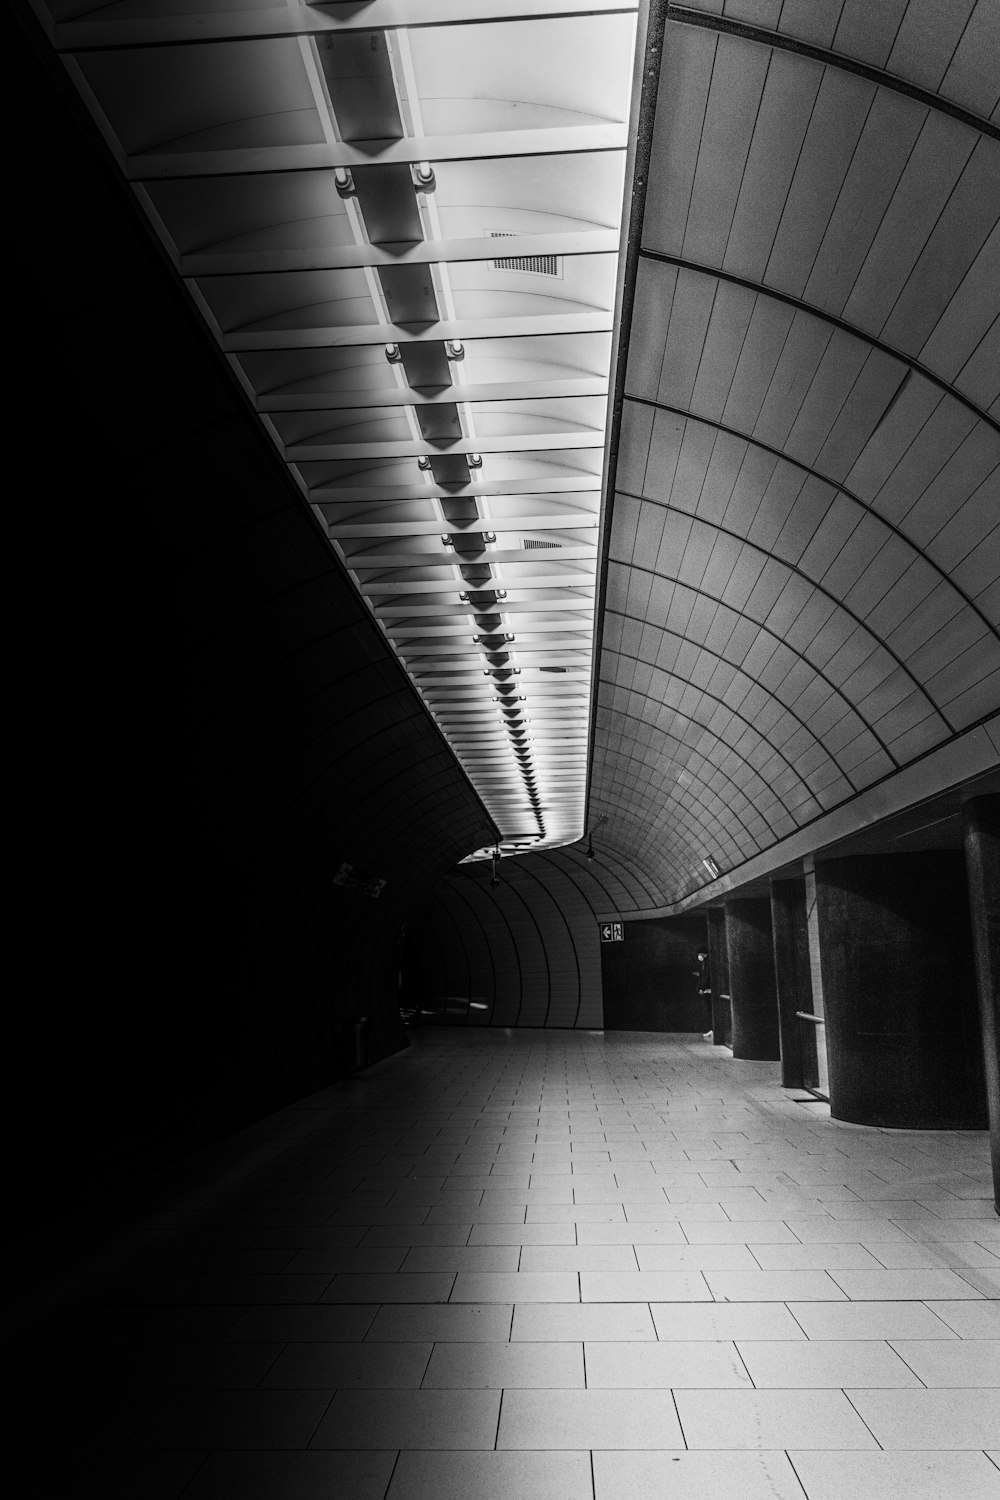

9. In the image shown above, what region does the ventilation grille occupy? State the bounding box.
[490,232,561,276]
[522,538,561,549]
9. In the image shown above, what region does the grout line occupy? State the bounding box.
[670,1387,688,1449]
[732,1339,756,1388]
[784,1300,811,1339]
[841,1387,884,1449]
[784,1450,812,1499]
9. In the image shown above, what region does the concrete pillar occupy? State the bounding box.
[770,877,812,1089]
[707,907,731,1046]
[962,796,1000,1213]
[814,852,987,1130]
[725,897,780,1061]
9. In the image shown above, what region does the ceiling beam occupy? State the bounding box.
[287,432,604,460]
[314,480,601,501]
[54,1,639,50]
[345,544,596,566]
[260,378,608,412]
[225,312,614,351]
[363,575,595,592]
[329,515,599,537]
[134,129,628,184]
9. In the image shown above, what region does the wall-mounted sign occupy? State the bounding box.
[600,921,624,943]
[333,862,386,899]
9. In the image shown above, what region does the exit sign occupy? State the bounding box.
[600,922,624,943]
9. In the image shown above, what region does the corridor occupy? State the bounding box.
[14,1028,1000,1498]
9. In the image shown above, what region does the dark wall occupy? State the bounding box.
[9,9,496,1218]
[725,897,781,1061]
[816,852,988,1130]
[601,915,709,1032]
[405,851,608,1028]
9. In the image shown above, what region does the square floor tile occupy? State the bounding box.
[787,1450,1000,1500]
[399,1246,518,1273]
[127,1390,333,1450]
[519,1245,638,1272]
[577,1222,685,1245]
[498,1388,684,1449]
[321,1273,455,1303]
[705,1270,845,1301]
[365,1303,512,1342]
[183,1451,396,1500]
[450,1271,579,1302]
[889,1339,1000,1386]
[869,1242,1000,1269]
[511,1303,656,1341]
[310,1387,500,1449]
[650,1303,806,1340]
[923,1300,1000,1337]
[592,1449,807,1499]
[788,1301,959,1340]
[259,1341,432,1388]
[222,1306,377,1342]
[747,1244,883,1270]
[635,1244,758,1271]
[828,1268,985,1300]
[581,1271,711,1302]
[468,1224,577,1245]
[675,1388,878,1449]
[361,1225,473,1247]
[422,1340,584,1388]
[736,1339,920,1388]
[386,1449,592,1499]
[585,1339,752,1388]
[679,1221,800,1244]
[785,1220,911,1243]
[848,1387,1000,1448]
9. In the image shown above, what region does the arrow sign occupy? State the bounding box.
[600,922,624,942]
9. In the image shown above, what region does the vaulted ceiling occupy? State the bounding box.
[35,0,1000,912]
[590,0,999,906]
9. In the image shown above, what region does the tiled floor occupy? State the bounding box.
[12,1028,1000,1498]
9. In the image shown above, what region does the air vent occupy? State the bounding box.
[489,232,561,277]
[522,538,560,550]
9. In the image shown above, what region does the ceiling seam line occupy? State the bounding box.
[716,43,776,273]
[637,249,1000,438]
[601,589,896,773]
[586,0,671,832]
[594,698,792,845]
[601,663,841,810]
[611,499,953,738]
[622,396,1000,644]
[600,630,861,794]
[597,752,769,878]
[664,4,1000,143]
[600,696,844,837]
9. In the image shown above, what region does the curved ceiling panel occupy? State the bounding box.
[589,0,1000,908]
[40,0,639,856]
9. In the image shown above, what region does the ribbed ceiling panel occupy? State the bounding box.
[589,0,999,908]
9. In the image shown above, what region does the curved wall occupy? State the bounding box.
[590,0,1000,909]
[408,846,669,1028]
